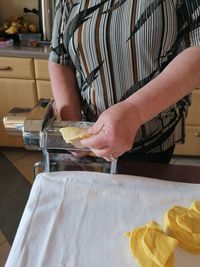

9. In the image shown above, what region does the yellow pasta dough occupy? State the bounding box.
[176,214,200,237]
[164,205,200,253]
[126,221,177,267]
[142,227,178,267]
[60,127,90,143]
[125,201,200,267]
[190,201,200,215]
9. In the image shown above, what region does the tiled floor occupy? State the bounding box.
[0,147,200,266]
[0,147,42,267]
[0,231,10,267]
[0,148,43,184]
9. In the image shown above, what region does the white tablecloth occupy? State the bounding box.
[5,171,200,267]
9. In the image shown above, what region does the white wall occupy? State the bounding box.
[0,0,39,28]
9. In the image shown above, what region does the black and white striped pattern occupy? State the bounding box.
[50,0,200,153]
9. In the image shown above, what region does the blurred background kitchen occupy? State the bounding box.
[0,0,39,27]
[0,0,200,266]
[0,0,55,42]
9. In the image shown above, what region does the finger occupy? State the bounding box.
[90,147,109,158]
[104,157,113,162]
[103,155,117,162]
[81,129,109,149]
[84,119,103,135]
[69,151,90,158]
[90,148,119,162]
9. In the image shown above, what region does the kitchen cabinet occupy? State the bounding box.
[34,59,53,99]
[0,57,35,79]
[0,56,37,147]
[174,87,200,156]
[36,80,53,99]
[0,56,52,147]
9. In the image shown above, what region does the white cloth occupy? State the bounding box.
[5,171,200,267]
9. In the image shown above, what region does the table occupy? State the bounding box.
[118,161,200,183]
[5,168,200,267]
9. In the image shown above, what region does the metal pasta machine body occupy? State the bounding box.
[3,99,117,175]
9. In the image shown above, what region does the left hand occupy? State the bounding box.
[80,100,142,161]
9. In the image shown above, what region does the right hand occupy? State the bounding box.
[81,99,142,161]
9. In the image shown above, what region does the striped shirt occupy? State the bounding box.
[49,0,200,153]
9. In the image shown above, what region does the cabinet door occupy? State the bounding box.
[174,126,200,156]
[0,78,37,147]
[0,57,35,79]
[34,59,50,80]
[174,87,200,156]
[36,80,53,99]
[186,89,200,126]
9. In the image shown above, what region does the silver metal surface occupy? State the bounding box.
[40,120,94,151]
[110,159,118,174]
[34,161,45,177]
[39,0,55,41]
[3,107,31,136]
[23,98,54,150]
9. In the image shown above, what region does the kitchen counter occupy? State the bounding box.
[0,44,51,59]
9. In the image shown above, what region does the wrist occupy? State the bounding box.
[125,75,170,125]
[123,98,144,129]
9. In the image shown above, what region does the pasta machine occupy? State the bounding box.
[3,98,117,176]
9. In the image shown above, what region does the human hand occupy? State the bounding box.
[80,100,142,161]
[69,151,90,158]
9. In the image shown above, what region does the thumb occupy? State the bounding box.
[84,120,103,136]
[81,120,104,148]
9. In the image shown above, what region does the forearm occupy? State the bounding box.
[48,60,81,120]
[126,46,200,125]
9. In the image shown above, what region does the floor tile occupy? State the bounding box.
[0,147,31,163]
[0,232,6,245]
[0,152,31,245]
[0,153,12,172]
[0,242,10,267]
[0,184,30,245]
[0,157,31,203]
[12,151,43,184]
